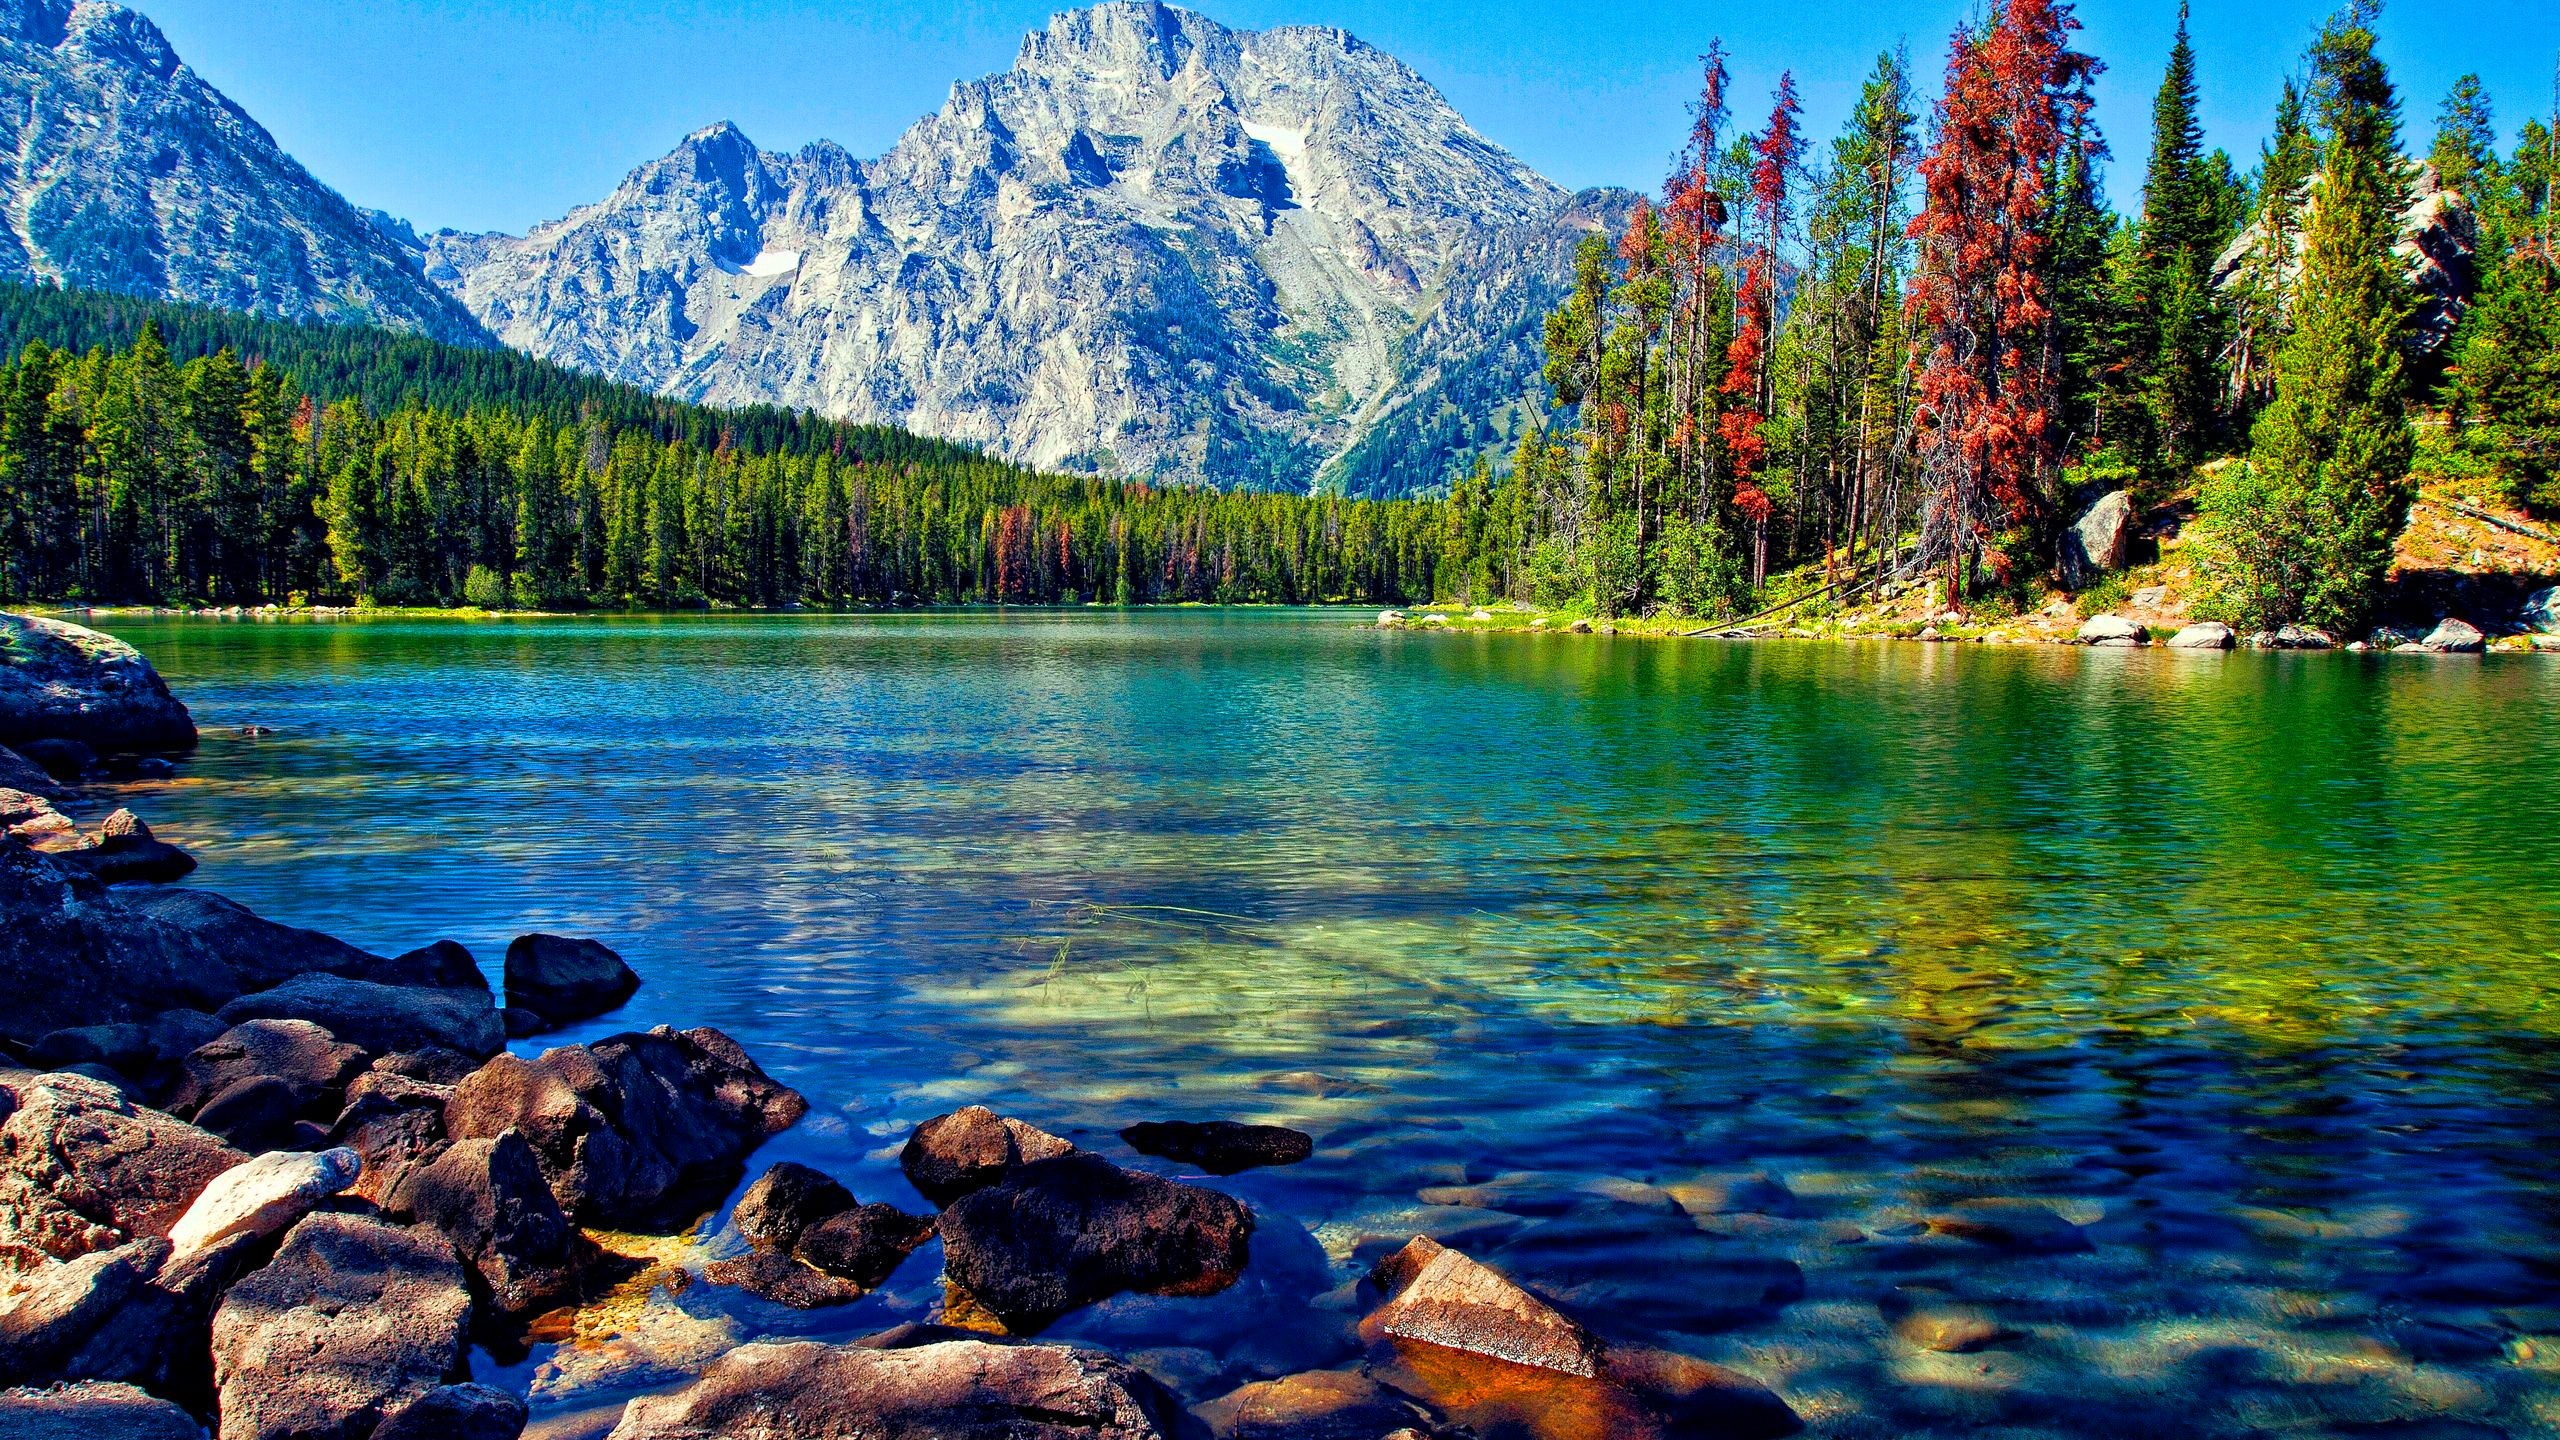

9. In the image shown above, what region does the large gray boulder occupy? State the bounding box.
[605,1337,1190,1440]
[2062,491,2135,585]
[216,974,504,1061]
[2420,617,2487,654]
[0,614,195,753]
[501,934,639,1027]
[444,1026,806,1229]
[210,1214,472,1440]
[939,1151,1255,1334]
[0,1381,203,1440]
[2076,615,2148,647]
[2165,622,2237,650]
[900,1105,1076,1207]
[0,1069,243,1274]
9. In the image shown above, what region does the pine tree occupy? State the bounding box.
[2127,3,2228,470]
[2228,81,2320,409]
[2198,2,2414,634]
[1905,0,2101,600]
[2428,74,2498,197]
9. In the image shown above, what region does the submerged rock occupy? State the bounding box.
[900,1105,1076,1207]
[216,974,503,1061]
[501,934,639,1026]
[444,1026,806,1229]
[1194,1368,1454,1439]
[711,1161,932,1308]
[607,1337,1191,1440]
[210,1213,472,1440]
[1360,1235,1598,1377]
[0,1380,202,1440]
[0,1069,243,1273]
[1121,1120,1314,1175]
[0,613,197,753]
[1923,1199,2092,1253]
[940,1151,1255,1334]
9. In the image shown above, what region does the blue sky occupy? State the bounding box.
[143,0,2560,236]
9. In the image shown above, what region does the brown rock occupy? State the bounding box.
[900,1105,1075,1207]
[794,1204,934,1289]
[0,1380,203,1440]
[0,1070,243,1273]
[607,1337,1190,1439]
[1121,1120,1314,1175]
[1359,1237,1599,1377]
[940,1151,1254,1334]
[171,1019,369,1120]
[210,1213,472,1440]
[384,1131,591,1321]
[215,974,503,1061]
[730,1162,852,1251]
[501,934,639,1026]
[1195,1368,1454,1439]
[444,1026,806,1229]
[703,1249,871,1310]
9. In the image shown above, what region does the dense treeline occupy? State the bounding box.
[0,286,1446,608]
[1445,0,2560,633]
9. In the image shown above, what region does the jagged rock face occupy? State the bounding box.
[2213,160,2478,354]
[0,1,488,343]
[430,0,1611,493]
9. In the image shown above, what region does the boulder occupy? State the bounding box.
[0,613,196,752]
[0,786,60,828]
[900,1105,1076,1207]
[0,841,429,1047]
[54,811,195,886]
[1121,1120,1314,1176]
[2214,160,2478,354]
[2261,624,2337,650]
[327,1078,452,1208]
[444,1026,806,1229]
[216,975,503,1061]
[368,1048,480,1087]
[190,1078,306,1153]
[164,1148,360,1264]
[0,743,61,798]
[2525,586,2560,635]
[0,1069,242,1273]
[939,1151,1255,1334]
[144,1012,226,1070]
[15,739,94,782]
[2062,490,2134,584]
[502,934,639,1025]
[210,1213,472,1440]
[390,940,488,994]
[730,1162,853,1251]
[385,1131,591,1321]
[793,1204,934,1290]
[1359,1236,1599,1377]
[2075,615,2147,647]
[2164,622,2236,650]
[0,1381,203,1440]
[2420,617,2487,653]
[1195,1369,1455,1439]
[171,1020,368,1120]
[606,1337,1191,1440]
[0,1231,260,1398]
[0,1240,166,1384]
[29,1024,155,1074]
[374,1383,526,1440]
[702,1249,873,1310]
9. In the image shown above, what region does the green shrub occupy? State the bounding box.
[462,565,509,610]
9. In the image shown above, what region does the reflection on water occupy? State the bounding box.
[82,611,2560,1436]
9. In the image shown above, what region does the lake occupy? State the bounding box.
[80,609,2560,1437]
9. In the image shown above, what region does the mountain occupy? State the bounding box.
[0,0,487,344]
[427,2,1631,493]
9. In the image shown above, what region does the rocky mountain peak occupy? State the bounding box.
[421,1,1598,491]
[0,0,488,342]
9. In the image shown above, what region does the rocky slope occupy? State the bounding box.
[428,1,1620,493]
[0,0,487,343]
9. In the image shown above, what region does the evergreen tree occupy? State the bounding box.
[2428,74,2498,197]
[2127,3,2229,470]
[2228,81,2320,409]
[2197,2,2414,634]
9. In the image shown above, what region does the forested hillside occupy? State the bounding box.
[0,285,1446,609]
[1443,0,2560,634]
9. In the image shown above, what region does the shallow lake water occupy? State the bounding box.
[79,610,2560,1437]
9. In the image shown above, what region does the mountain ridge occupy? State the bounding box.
[423,1,1622,493]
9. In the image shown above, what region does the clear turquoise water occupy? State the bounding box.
[83,611,2560,1437]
